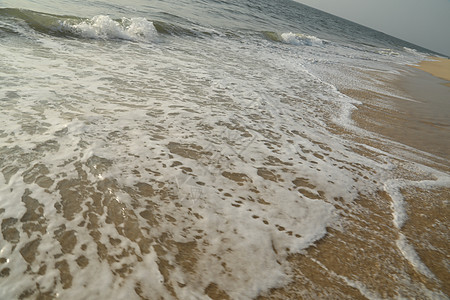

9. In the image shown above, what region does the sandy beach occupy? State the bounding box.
[412,57,450,86]
[2,3,449,298]
[348,58,450,163]
[329,59,450,295]
[259,57,450,299]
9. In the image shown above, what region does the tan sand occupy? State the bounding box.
[348,69,450,162]
[258,59,450,299]
[412,57,450,86]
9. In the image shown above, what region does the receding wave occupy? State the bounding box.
[263,31,324,46]
[0,8,197,41]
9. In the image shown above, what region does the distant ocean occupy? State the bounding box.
[0,0,448,299]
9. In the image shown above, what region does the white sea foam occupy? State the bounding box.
[386,173,450,230]
[396,234,435,279]
[384,180,408,229]
[281,32,324,46]
[377,48,399,56]
[403,46,428,58]
[0,8,448,299]
[0,31,344,299]
[382,171,450,285]
[60,15,158,41]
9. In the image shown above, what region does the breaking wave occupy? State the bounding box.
[263,30,324,46]
[0,8,198,41]
[281,32,324,46]
[59,15,157,41]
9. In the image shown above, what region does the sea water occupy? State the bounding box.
[0,0,448,299]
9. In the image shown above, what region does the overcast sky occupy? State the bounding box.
[296,0,450,57]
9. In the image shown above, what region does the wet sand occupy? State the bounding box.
[259,59,450,299]
[2,57,448,299]
[343,59,449,296]
[348,59,450,164]
[412,56,450,86]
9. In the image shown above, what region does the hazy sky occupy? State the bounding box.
[296,0,450,57]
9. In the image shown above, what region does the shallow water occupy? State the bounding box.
[0,0,449,299]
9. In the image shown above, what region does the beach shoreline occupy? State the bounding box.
[260,57,450,299]
[411,56,450,86]
[2,2,449,298]
[329,58,450,294]
[347,58,450,294]
[348,58,450,164]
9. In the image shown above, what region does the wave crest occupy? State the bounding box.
[262,30,324,47]
[281,32,323,46]
[0,9,159,42]
[60,15,158,41]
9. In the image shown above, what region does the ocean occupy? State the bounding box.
[0,0,448,299]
